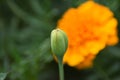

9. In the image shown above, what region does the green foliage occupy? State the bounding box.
[0,0,120,80]
[0,73,7,80]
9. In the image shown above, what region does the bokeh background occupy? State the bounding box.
[0,0,120,80]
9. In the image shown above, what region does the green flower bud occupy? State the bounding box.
[51,28,68,60]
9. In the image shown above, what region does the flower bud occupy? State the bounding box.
[51,28,68,60]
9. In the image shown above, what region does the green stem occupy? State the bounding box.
[58,60,64,80]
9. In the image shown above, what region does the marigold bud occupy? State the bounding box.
[51,28,68,60]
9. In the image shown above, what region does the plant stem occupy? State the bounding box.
[58,60,64,80]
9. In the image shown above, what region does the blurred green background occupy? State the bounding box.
[0,0,120,80]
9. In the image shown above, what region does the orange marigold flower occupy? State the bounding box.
[57,1,118,69]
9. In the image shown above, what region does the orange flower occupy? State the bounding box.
[57,1,118,69]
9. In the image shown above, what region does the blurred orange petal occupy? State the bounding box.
[57,1,118,68]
